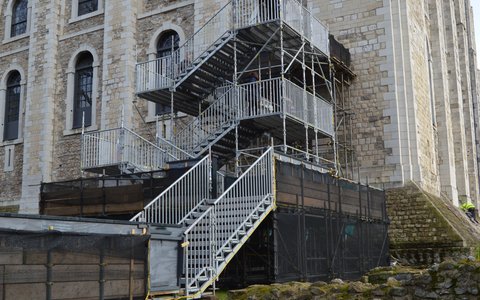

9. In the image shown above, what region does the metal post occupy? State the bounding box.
[302,40,308,158]
[170,90,174,139]
[233,16,240,176]
[121,104,125,129]
[311,49,319,163]
[80,112,85,177]
[331,63,338,175]
[279,0,287,153]
[99,250,105,300]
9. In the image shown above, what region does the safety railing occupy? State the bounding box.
[130,155,211,224]
[234,0,328,54]
[156,136,194,161]
[282,0,329,55]
[172,1,233,78]
[236,78,333,136]
[136,56,173,92]
[81,127,176,172]
[237,78,282,118]
[235,0,280,28]
[169,78,333,158]
[283,79,334,136]
[136,0,329,94]
[213,147,273,251]
[183,206,215,294]
[273,144,335,170]
[182,148,274,295]
[173,86,237,154]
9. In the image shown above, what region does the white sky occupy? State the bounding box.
[473,1,480,65]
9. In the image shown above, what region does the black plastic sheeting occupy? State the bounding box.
[275,207,389,282]
[220,162,389,288]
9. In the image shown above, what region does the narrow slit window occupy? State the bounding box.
[73,52,94,129]
[4,71,21,141]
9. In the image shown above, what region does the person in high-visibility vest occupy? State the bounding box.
[460,202,478,224]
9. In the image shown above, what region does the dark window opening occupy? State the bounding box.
[155,31,179,115]
[155,104,172,116]
[78,0,98,16]
[73,52,94,129]
[156,30,180,58]
[11,0,28,37]
[4,71,21,141]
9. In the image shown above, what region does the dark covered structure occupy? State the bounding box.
[220,160,389,287]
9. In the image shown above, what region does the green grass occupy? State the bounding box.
[214,290,229,300]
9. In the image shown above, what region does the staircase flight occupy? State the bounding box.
[136,0,329,96]
[182,148,275,296]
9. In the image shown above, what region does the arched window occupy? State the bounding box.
[73,52,93,129]
[155,31,179,115]
[156,30,180,58]
[11,0,28,37]
[78,0,98,16]
[4,71,21,141]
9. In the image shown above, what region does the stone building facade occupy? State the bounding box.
[311,0,480,208]
[0,0,479,213]
[0,0,196,213]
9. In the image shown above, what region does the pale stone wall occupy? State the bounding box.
[0,144,23,206]
[0,0,30,206]
[406,0,439,195]
[0,0,198,212]
[19,0,63,213]
[310,0,404,187]
[428,0,458,204]
[311,0,480,206]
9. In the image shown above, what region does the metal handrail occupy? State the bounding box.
[135,0,330,94]
[81,127,176,172]
[173,86,237,154]
[273,144,335,169]
[282,0,329,54]
[156,135,194,160]
[237,78,282,118]
[165,78,333,159]
[171,1,233,78]
[130,154,211,224]
[234,0,281,29]
[283,79,334,136]
[136,56,173,92]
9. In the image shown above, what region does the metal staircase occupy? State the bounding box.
[172,86,237,157]
[182,148,274,296]
[136,0,330,115]
[130,148,275,297]
[129,1,337,297]
[130,155,211,224]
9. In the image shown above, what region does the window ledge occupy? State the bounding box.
[63,124,98,136]
[69,9,104,24]
[0,138,23,147]
[2,33,29,45]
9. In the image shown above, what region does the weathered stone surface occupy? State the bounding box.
[386,185,480,265]
[228,260,480,300]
